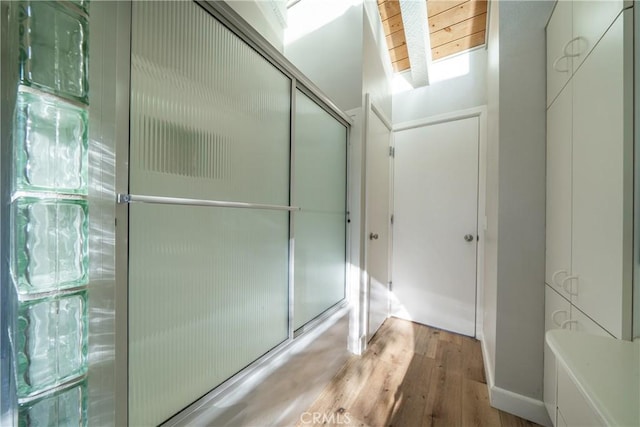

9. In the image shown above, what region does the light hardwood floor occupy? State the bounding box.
[296,317,542,427]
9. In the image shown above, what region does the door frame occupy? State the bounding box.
[393,106,487,338]
[363,95,394,343]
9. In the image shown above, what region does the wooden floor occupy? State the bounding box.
[296,317,542,427]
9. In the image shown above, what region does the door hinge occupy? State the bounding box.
[389,281,393,291]
[389,146,395,157]
[390,214,394,225]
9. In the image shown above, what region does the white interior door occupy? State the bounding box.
[392,116,479,336]
[366,105,392,339]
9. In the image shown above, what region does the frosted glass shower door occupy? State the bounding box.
[128,2,291,425]
[293,91,348,330]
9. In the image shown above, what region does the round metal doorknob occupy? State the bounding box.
[370,233,379,240]
[464,234,474,242]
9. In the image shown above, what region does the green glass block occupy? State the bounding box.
[15,291,88,398]
[18,1,89,104]
[14,90,88,195]
[12,197,89,296]
[18,380,87,427]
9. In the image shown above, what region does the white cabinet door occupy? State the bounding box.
[557,364,605,426]
[571,12,631,339]
[571,307,614,338]
[545,285,571,333]
[546,0,572,107]
[545,82,572,300]
[571,0,624,72]
[544,285,571,425]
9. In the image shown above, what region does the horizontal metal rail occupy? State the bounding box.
[117,193,300,212]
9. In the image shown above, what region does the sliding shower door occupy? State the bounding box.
[293,91,348,330]
[128,2,291,425]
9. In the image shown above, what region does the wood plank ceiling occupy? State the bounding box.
[377,0,488,72]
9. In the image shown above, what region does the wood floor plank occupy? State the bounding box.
[461,378,501,426]
[412,322,438,357]
[462,337,486,383]
[350,358,406,426]
[388,354,435,427]
[303,356,374,420]
[367,318,415,367]
[435,339,463,373]
[422,367,463,427]
[499,410,543,427]
[438,328,464,346]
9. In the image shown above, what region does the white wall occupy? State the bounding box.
[225,0,286,52]
[285,0,364,112]
[494,0,551,399]
[482,0,500,395]
[363,0,393,118]
[393,48,488,123]
[483,1,554,424]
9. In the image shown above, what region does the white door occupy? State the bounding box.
[392,117,479,336]
[366,105,392,339]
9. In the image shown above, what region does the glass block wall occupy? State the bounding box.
[8,1,90,424]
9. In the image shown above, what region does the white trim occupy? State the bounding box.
[371,102,392,132]
[393,106,488,339]
[480,336,495,393]
[489,386,552,427]
[393,105,488,132]
[361,95,371,347]
[475,106,488,338]
[346,106,367,355]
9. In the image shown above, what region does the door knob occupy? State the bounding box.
[369,233,379,240]
[464,234,474,242]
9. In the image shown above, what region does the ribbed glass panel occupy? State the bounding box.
[129,204,288,426]
[129,3,292,423]
[130,1,291,205]
[293,91,347,329]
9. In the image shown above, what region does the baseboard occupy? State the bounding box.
[480,339,552,427]
[489,385,552,427]
[480,337,495,390]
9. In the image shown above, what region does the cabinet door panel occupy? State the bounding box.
[545,82,572,300]
[571,307,614,338]
[546,0,572,107]
[544,285,571,424]
[571,0,623,72]
[557,365,605,426]
[572,14,627,338]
